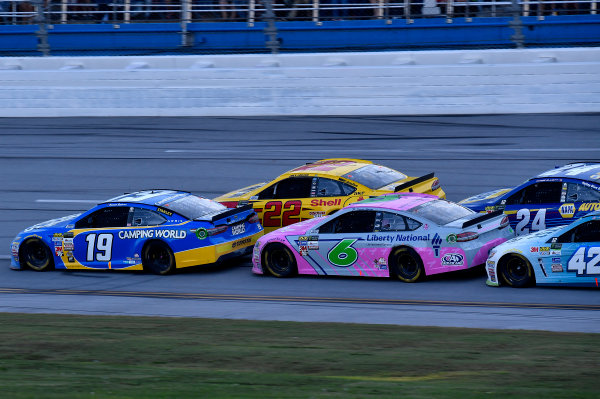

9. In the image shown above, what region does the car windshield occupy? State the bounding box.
[408,200,474,225]
[161,195,226,220]
[342,165,407,189]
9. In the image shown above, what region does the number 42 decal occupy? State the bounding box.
[568,247,600,275]
[328,239,358,267]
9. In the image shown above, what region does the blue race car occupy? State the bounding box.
[10,190,263,275]
[486,211,600,287]
[459,162,600,236]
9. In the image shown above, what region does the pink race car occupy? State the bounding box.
[252,193,512,282]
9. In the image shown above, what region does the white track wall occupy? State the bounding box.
[1,48,599,116]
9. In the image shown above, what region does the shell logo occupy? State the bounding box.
[559,203,575,218]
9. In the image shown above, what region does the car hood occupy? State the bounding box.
[21,213,82,233]
[459,188,512,212]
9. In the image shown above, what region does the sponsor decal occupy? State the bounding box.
[308,240,319,250]
[194,228,208,240]
[486,260,495,267]
[432,233,442,257]
[559,203,576,218]
[374,257,388,270]
[157,207,173,216]
[309,211,326,218]
[530,247,539,253]
[551,263,563,272]
[579,203,600,212]
[298,245,308,256]
[232,237,252,249]
[423,224,429,230]
[539,246,550,255]
[551,243,562,249]
[552,257,561,263]
[63,238,74,251]
[119,229,187,239]
[581,181,600,191]
[67,251,74,262]
[310,198,342,207]
[441,253,464,266]
[11,242,19,257]
[54,245,63,257]
[550,249,562,255]
[446,234,457,243]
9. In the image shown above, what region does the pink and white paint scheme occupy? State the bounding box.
[252,193,513,279]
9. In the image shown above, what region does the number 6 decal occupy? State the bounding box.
[328,239,358,267]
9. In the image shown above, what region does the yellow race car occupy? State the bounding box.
[215,159,445,233]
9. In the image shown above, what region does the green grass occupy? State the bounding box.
[0,313,598,398]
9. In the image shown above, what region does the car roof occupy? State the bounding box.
[103,190,191,206]
[348,193,438,211]
[283,158,373,177]
[533,162,600,182]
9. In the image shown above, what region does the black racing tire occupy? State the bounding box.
[19,238,54,272]
[499,254,535,288]
[142,241,176,275]
[263,243,297,278]
[389,247,424,283]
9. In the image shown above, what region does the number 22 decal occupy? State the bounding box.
[568,247,600,275]
[86,233,113,262]
[515,208,546,235]
[262,200,302,228]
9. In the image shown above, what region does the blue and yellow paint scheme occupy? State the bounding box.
[460,163,600,236]
[10,190,263,273]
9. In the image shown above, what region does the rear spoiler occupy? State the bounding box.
[462,210,503,229]
[211,204,253,223]
[394,173,435,193]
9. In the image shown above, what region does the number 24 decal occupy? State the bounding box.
[515,208,546,235]
[85,233,113,262]
[568,247,600,275]
[262,200,302,228]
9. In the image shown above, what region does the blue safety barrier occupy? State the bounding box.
[0,15,598,56]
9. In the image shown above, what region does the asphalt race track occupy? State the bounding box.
[1,114,600,333]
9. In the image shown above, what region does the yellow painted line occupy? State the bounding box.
[0,288,598,311]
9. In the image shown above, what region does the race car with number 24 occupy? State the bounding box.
[486,211,600,288]
[252,193,512,282]
[10,190,263,275]
[216,158,445,233]
[460,162,600,236]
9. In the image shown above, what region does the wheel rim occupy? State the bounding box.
[268,248,292,275]
[147,245,172,273]
[25,241,50,270]
[505,257,530,283]
[397,252,419,280]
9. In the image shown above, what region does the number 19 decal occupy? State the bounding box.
[86,233,114,262]
[568,247,600,275]
[328,239,358,267]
